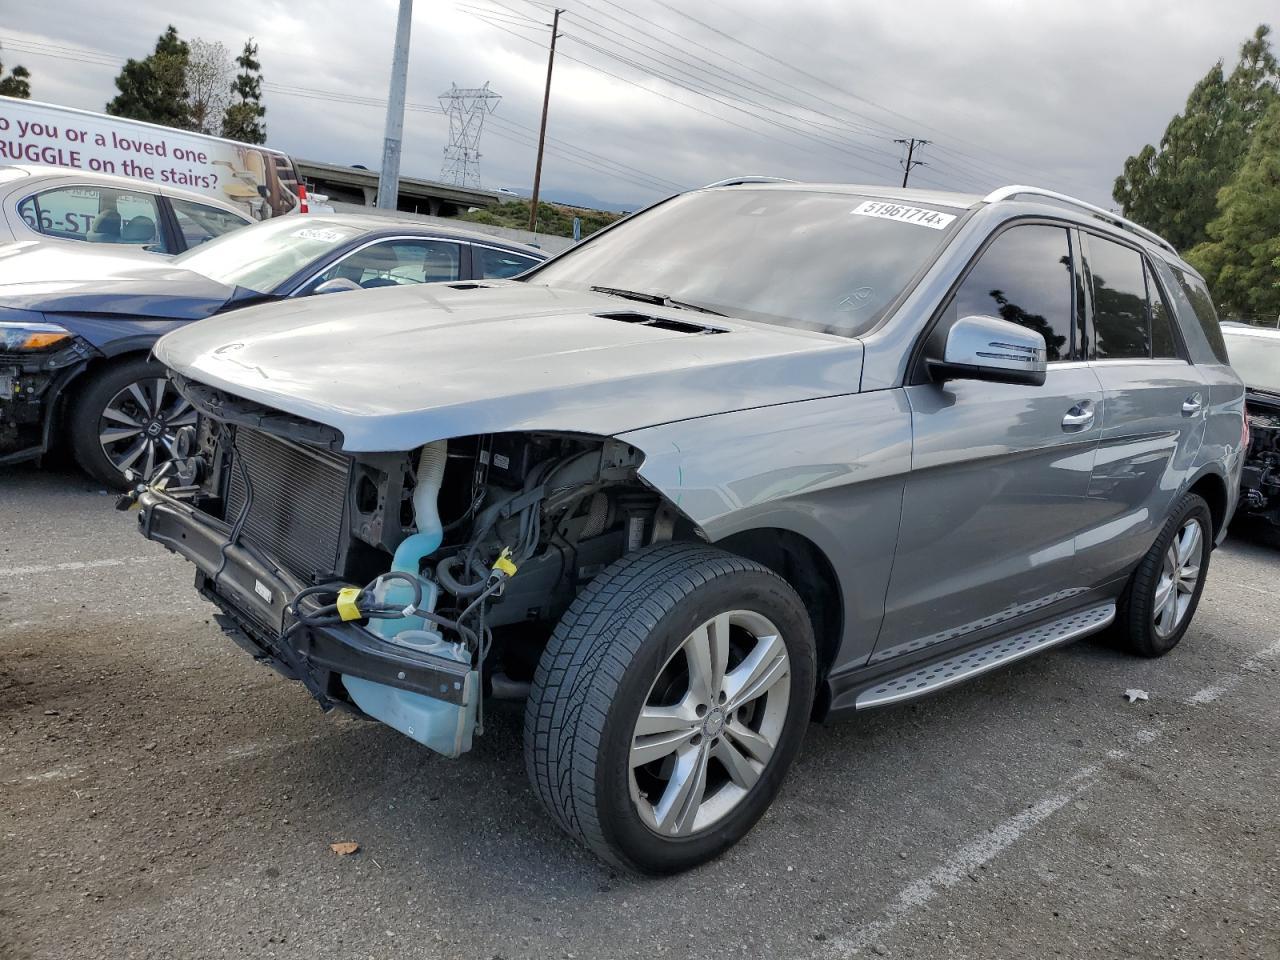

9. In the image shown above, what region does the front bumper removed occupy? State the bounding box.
[137,489,475,714]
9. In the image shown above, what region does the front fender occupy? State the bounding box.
[618,389,912,672]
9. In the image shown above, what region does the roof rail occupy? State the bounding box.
[702,176,795,188]
[983,185,1178,255]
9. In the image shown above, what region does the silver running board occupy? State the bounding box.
[856,602,1116,709]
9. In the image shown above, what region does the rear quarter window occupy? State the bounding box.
[1170,267,1230,364]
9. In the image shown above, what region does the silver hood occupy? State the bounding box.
[153,281,864,451]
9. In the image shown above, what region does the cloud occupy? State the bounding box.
[3,0,1275,209]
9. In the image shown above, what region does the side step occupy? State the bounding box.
[856,602,1116,709]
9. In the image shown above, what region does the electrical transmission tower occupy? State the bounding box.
[439,82,501,188]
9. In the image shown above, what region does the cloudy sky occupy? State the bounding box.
[2,0,1275,210]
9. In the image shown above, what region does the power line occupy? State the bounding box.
[895,137,929,187]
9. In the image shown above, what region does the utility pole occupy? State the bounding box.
[528,8,563,232]
[376,0,414,210]
[895,137,930,188]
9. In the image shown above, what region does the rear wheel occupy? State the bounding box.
[68,358,197,489]
[524,542,815,873]
[1115,493,1213,657]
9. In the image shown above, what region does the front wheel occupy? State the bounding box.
[68,357,197,489]
[524,543,816,873]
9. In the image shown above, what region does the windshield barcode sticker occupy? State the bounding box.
[852,200,956,230]
[292,228,346,243]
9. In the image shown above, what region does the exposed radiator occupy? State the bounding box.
[224,428,350,581]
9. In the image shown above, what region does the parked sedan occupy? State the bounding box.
[0,164,252,253]
[1223,322,1280,529]
[0,215,545,485]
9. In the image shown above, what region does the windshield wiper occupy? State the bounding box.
[590,285,725,316]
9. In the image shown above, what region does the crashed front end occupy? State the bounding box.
[1240,390,1280,528]
[1,311,96,463]
[135,376,676,757]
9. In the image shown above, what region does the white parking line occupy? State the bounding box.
[826,735,1152,957]
[0,555,169,577]
[830,634,1280,957]
[1186,636,1280,706]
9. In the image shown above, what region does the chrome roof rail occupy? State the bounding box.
[702,176,796,188]
[983,184,1178,255]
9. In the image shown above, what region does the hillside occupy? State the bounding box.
[461,199,624,238]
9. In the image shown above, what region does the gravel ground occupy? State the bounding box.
[2,463,1278,960]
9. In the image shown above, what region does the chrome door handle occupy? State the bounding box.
[1182,393,1203,416]
[1062,401,1095,431]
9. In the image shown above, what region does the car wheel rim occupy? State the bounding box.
[97,377,197,480]
[1153,518,1203,639]
[629,609,791,837]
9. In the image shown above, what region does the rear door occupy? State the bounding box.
[874,222,1105,661]
[1079,231,1207,579]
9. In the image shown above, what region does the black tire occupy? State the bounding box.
[524,542,816,874]
[68,357,173,489]
[1114,492,1213,657]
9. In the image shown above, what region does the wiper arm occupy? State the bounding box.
[589,285,725,316]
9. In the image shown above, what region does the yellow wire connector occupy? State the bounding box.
[492,547,518,578]
[336,586,363,622]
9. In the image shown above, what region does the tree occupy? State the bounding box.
[0,58,31,99]
[1113,25,1279,251]
[1186,98,1280,321]
[220,39,265,144]
[106,25,191,129]
[185,39,232,135]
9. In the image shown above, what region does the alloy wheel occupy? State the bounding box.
[1153,518,1203,639]
[97,377,197,480]
[629,610,792,837]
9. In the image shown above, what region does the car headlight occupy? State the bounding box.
[0,320,72,352]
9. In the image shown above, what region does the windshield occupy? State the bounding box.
[527,189,963,336]
[172,218,367,292]
[1224,327,1280,393]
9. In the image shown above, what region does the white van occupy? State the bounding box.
[0,96,305,220]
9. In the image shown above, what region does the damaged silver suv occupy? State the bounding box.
[135,181,1245,873]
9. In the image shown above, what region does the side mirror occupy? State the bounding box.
[312,277,362,295]
[928,314,1048,387]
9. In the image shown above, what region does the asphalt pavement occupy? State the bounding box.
[2,462,1278,960]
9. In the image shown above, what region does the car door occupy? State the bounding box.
[872,222,1105,663]
[1078,231,1208,578]
[297,238,464,293]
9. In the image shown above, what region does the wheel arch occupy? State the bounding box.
[711,526,844,715]
[1186,468,1229,543]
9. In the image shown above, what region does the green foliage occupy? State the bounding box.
[1114,25,1279,251]
[0,59,31,99]
[220,39,265,144]
[1186,98,1280,321]
[106,25,192,129]
[460,199,622,238]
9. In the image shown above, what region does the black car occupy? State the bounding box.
[0,215,546,485]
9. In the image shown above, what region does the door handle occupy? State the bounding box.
[1182,393,1203,417]
[1062,400,1095,431]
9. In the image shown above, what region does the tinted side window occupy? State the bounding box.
[314,239,461,289]
[474,246,540,279]
[18,185,168,252]
[1147,262,1178,359]
[170,197,249,248]
[951,224,1075,361]
[1088,236,1149,359]
[1172,268,1230,363]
